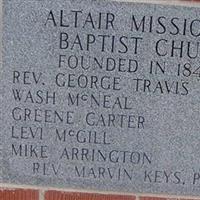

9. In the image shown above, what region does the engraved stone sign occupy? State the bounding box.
[2,0,200,196]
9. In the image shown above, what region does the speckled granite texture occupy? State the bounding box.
[1,0,200,196]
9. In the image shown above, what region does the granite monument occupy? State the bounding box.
[1,0,200,196]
